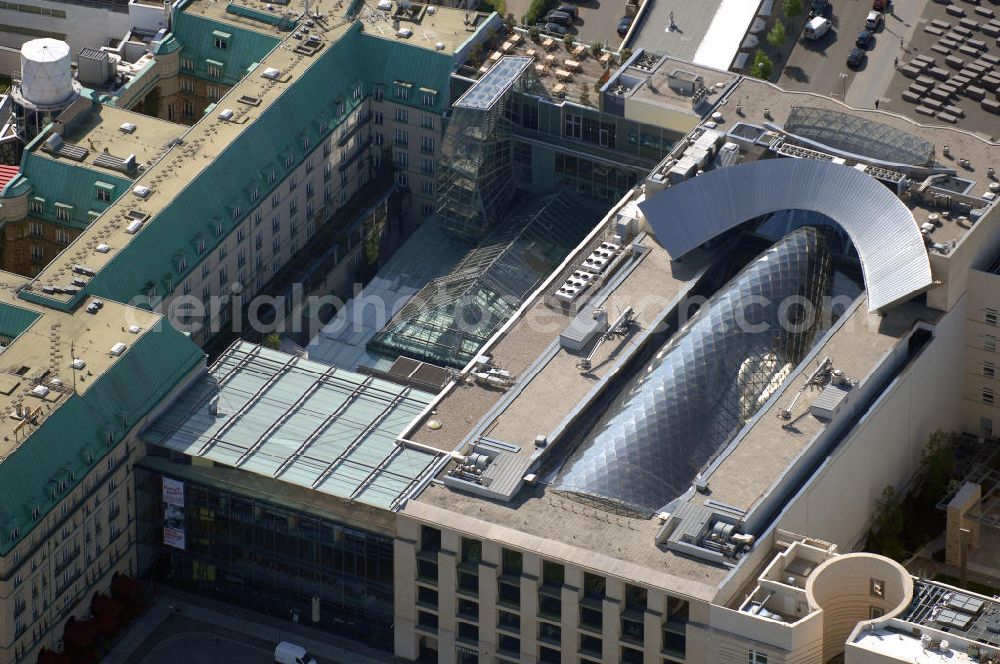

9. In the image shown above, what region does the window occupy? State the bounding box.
[542,560,564,587]
[394,82,411,100]
[202,261,211,278]
[417,586,438,608]
[538,646,560,664]
[420,89,436,106]
[396,172,409,188]
[218,267,228,288]
[987,308,998,326]
[749,650,769,664]
[983,387,995,406]
[374,86,384,101]
[207,85,220,101]
[498,634,520,656]
[421,180,433,196]
[55,205,71,222]
[96,186,113,202]
[870,578,885,598]
[181,57,194,70]
[394,151,408,169]
[272,192,280,209]
[56,229,70,244]
[29,221,42,237]
[207,62,222,78]
[565,113,583,139]
[579,634,602,658]
[180,77,194,94]
[420,203,434,216]
[374,111,383,125]
[420,135,434,154]
[29,198,43,214]
[987,334,997,352]
[395,108,409,124]
[985,361,996,379]
[374,132,383,146]
[625,584,647,611]
[421,114,434,130]
[30,244,43,261]
[870,606,885,619]
[421,158,435,176]
[394,128,409,147]
[417,610,438,632]
[267,170,276,185]
[213,33,228,49]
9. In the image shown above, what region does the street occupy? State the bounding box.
[779,0,931,107]
[139,633,275,664]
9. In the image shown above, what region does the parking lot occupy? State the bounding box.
[778,0,931,107]
[512,0,626,48]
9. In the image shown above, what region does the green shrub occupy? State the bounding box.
[783,0,803,17]
[767,21,786,47]
[523,0,555,27]
[751,49,773,79]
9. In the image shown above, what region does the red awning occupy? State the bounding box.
[92,593,123,619]
[111,575,142,601]
[92,611,120,636]
[37,649,71,664]
[63,619,98,648]
[0,165,18,192]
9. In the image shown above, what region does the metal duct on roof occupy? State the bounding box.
[638,158,933,312]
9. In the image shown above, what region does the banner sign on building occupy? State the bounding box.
[162,477,186,550]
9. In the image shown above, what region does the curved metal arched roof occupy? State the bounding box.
[638,158,933,312]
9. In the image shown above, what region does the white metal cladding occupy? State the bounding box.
[638,158,933,312]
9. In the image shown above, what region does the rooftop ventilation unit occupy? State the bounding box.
[72,264,95,276]
[435,42,445,50]
[110,342,127,357]
[119,122,137,134]
[261,67,281,80]
[85,298,103,314]
[218,108,234,121]
[125,219,144,234]
[71,358,85,370]
[397,28,413,38]
[96,243,110,253]
[132,185,151,199]
[128,325,142,334]
[31,385,49,398]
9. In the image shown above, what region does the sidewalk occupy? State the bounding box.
[103,588,395,664]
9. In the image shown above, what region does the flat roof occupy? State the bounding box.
[27,19,356,304]
[39,103,185,178]
[142,340,441,510]
[0,270,163,460]
[624,53,738,114]
[710,78,1000,248]
[356,0,490,54]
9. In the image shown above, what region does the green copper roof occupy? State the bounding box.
[173,9,281,86]
[16,149,131,230]
[0,320,203,554]
[0,302,40,340]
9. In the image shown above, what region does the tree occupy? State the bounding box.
[783,0,803,17]
[563,33,574,49]
[751,49,773,79]
[503,13,516,31]
[529,25,540,42]
[767,21,787,48]
[919,429,956,506]
[590,41,603,58]
[620,47,633,61]
[869,485,907,561]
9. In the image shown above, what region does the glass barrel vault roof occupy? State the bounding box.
[554,227,833,516]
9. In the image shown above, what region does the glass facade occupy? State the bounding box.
[784,106,935,166]
[136,467,394,648]
[368,191,605,368]
[555,227,836,516]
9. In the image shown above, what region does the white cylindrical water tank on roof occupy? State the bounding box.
[20,38,74,107]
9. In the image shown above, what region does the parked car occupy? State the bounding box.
[274,642,317,664]
[847,46,866,68]
[856,29,874,48]
[546,10,572,25]
[865,10,884,30]
[803,16,832,40]
[556,4,579,18]
[617,16,632,36]
[809,0,830,17]
[543,21,568,34]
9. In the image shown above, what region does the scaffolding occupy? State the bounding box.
[436,57,541,242]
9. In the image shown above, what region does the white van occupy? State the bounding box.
[274,642,317,664]
[803,16,832,40]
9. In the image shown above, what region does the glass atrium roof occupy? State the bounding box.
[554,227,834,516]
[784,106,935,166]
[368,191,606,368]
[455,56,533,111]
[141,340,439,510]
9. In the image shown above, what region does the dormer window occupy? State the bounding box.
[213,30,230,50]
